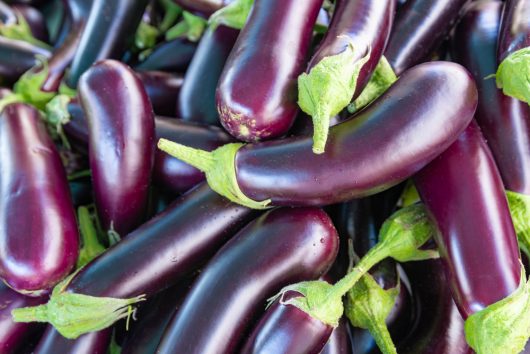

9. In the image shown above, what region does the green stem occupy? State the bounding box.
[67,169,91,181]
[11,304,49,322]
[76,206,106,268]
[367,316,397,354]
[311,112,331,154]
[159,0,182,32]
[0,93,23,112]
[157,138,215,172]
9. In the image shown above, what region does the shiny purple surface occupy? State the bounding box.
[385,0,469,75]
[216,0,323,142]
[79,60,155,235]
[498,0,530,61]
[414,122,521,318]
[157,207,339,354]
[321,318,352,354]
[235,62,477,206]
[0,103,79,294]
[34,327,110,354]
[137,71,183,116]
[309,0,395,99]
[452,1,530,195]
[0,36,50,83]
[134,38,197,73]
[172,0,230,16]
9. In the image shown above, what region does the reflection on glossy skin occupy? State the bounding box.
[498,0,530,61]
[0,36,50,84]
[34,326,111,354]
[134,38,197,73]
[172,0,229,17]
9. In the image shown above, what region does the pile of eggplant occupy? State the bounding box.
[0,0,529,353]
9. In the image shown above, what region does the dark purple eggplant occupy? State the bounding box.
[160,61,477,209]
[156,207,338,354]
[0,36,50,84]
[34,327,111,354]
[177,24,239,126]
[78,60,155,236]
[65,0,149,87]
[134,37,197,73]
[172,0,231,16]
[0,283,46,354]
[216,0,323,142]
[137,70,183,116]
[11,4,48,42]
[321,318,352,354]
[0,103,79,295]
[385,0,469,75]
[414,122,521,316]
[298,0,395,153]
[13,183,255,339]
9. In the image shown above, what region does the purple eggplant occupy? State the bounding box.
[172,0,230,16]
[156,207,338,354]
[11,4,49,42]
[414,122,521,318]
[216,0,323,142]
[385,0,469,75]
[0,103,79,295]
[134,37,197,73]
[78,60,155,236]
[65,0,149,87]
[34,327,111,354]
[177,24,239,126]
[321,318,353,354]
[0,283,46,354]
[137,70,183,116]
[160,61,477,209]
[0,36,50,84]
[298,0,395,153]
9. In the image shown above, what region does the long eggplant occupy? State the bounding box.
[34,327,111,354]
[172,0,230,16]
[385,0,468,75]
[298,0,395,153]
[216,0,322,142]
[66,0,148,87]
[78,60,155,236]
[177,24,239,126]
[321,319,352,354]
[137,70,183,116]
[134,37,197,73]
[0,36,50,84]
[0,103,78,295]
[156,207,338,354]
[160,61,477,209]
[0,2,49,43]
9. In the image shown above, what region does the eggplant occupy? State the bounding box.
[11,3,49,42]
[156,207,338,354]
[160,61,477,209]
[137,70,183,116]
[216,0,323,142]
[14,183,255,339]
[0,36,50,84]
[34,327,111,354]
[78,60,155,236]
[321,319,352,354]
[66,0,149,87]
[0,103,78,295]
[498,0,530,61]
[385,0,469,75]
[414,121,521,318]
[134,37,197,73]
[172,0,231,16]
[177,24,239,126]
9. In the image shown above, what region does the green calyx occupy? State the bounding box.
[298,41,371,154]
[208,0,254,31]
[159,0,182,33]
[11,271,145,339]
[44,94,72,148]
[166,11,207,42]
[157,139,271,209]
[345,273,399,354]
[398,179,420,208]
[135,21,160,51]
[496,47,530,105]
[0,13,51,49]
[76,206,106,269]
[506,190,530,258]
[465,267,530,354]
[347,56,398,114]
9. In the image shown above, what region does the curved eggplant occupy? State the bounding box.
[0,103,78,295]
[11,3,48,42]
[498,0,530,61]
[137,70,183,116]
[157,207,339,354]
[0,36,50,83]
[216,0,323,142]
[78,60,155,236]
[34,327,111,354]
[172,0,231,16]
[134,37,197,73]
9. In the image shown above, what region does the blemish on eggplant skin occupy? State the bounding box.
[239,125,250,137]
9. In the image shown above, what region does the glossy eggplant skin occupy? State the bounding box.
[172,0,230,16]
[414,122,521,318]
[397,260,471,354]
[137,71,183,116]
[234,62,477,206]
[66,0,148,87]
[178,25,239,126]
[157,207,339,354]
[385,0,468,75]
[0,36,50,83]
[0,103,79,294]
[34,327,111,354]
[308,0,395,100]
[79,60,155,235]
[134,38,197,73]
[321,318,352,354]
[452,1,530,195]
[11,4,49,42]
[216,0,323,142]
[0,283,46,354]
[498,0,530,61]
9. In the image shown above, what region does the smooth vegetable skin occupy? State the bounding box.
[134,38,197,73]
[0,36,50,83]
[321,319,352,354]
[414,121,521,318]
[157,207,339,354]
[231,62,477,206]
[216,0,323,142]
[79,60,155,235]
[172,0,231,16]
[34,327,110,354]
[385,0,468,75]
[0,103,78,295]
[0,283,46,354]
[137,71,183,116]
[452,1,530,195]
[178,25,239,126]
[66,0,148,87]
[10,4,49,42]
[498,0,530,61]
